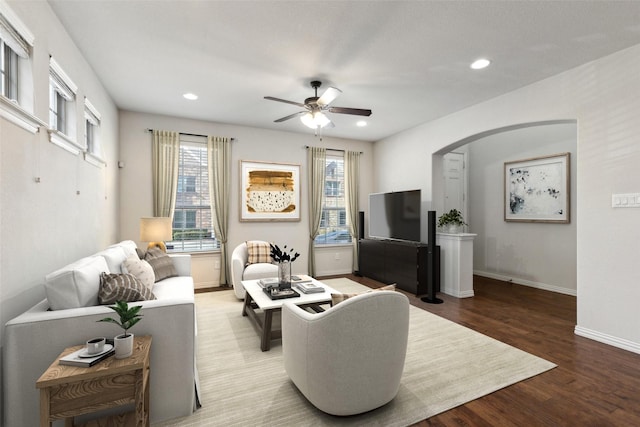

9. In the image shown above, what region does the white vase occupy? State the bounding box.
[114,333,134,359]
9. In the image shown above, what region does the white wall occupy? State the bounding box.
[467,123,577,295]
[118,111,373,282]
[0,1,119,421]
[375,44,640,353]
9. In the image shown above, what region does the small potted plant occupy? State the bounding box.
[97,301,142,359]
[437,209,468,233]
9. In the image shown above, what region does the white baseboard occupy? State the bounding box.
[473,270,577,296]
[574,325,640,355]
[442,286,475,298]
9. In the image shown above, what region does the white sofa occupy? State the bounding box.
[230,241,278,299]
[3,241,199,427]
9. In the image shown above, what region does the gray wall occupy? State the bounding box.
[0,1,120,421]
[467,123,577,295]
[374,44,640,354]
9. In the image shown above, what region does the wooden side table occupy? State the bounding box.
[36,335,152,427]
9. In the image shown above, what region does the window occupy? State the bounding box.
[49,85,65,133]
[178,175,196,193]
[49,58,76,135]
[84,98,100,153]
[1,40,18,100]
[168,135,218,252]
[0,4,38,133]
[315,153,352,245]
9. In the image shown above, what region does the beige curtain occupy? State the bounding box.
[208,136,232,285]
[344,151,361,272]
[307,146,326,277]
[152,130,180,217]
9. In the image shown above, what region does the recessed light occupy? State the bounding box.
[183,93,198,100]
[356,121,367,127]
[470,58,491,70]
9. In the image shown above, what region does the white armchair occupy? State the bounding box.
[282,290,410,416]
[230,241,278,299]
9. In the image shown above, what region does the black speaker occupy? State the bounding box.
[358,211,365,240]
[422,210,443,304]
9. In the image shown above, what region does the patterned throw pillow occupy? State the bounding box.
[121,255,155,289]
[331,284,397,306]
[246,241,272,265]
[99,272,156,305]
[144,248,178,282]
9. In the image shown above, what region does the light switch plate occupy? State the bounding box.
[612,193,640,208]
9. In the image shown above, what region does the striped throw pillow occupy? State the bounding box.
[331,284,397,306]
[99,272,156,305]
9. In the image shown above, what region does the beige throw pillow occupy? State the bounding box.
[122,255,155,289]
[331,284,397,306]
[144,248,178,282]
[246,241,272,265]
[99,272,156,305]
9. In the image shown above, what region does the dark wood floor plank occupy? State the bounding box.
[329,274,640,426]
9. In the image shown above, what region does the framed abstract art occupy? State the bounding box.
[239,160,301,222]
[504,152,570,223]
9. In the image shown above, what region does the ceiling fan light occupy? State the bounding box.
[301,111,330,129]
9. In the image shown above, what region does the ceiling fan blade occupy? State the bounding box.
[274,111,306,123]
[264,96,306,108]
[317,87,342,106]
[328,106,372,116]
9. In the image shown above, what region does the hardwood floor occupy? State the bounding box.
[339,274,640,426]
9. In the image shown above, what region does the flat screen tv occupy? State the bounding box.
[368,189,421,242]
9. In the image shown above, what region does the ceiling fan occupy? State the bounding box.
[264,80,372,129]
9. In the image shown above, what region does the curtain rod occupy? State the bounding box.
[146,128,234,141]
[305,145,363,154]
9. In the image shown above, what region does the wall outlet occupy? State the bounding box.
[334,253,341,260]
[214,261,220,269]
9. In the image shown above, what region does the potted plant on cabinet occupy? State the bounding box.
[97,301,142,359]
[437,209,468,233]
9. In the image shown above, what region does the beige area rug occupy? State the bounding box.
[154,278,556,426]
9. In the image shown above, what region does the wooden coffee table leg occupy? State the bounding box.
[242,293,252,317]
[261,309,273,351]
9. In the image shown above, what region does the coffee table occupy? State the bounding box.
[241,277,338,351]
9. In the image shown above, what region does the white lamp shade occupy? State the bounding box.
[301,111,330,129]
[140,217,173,242]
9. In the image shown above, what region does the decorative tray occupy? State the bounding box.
[262,287,300,300]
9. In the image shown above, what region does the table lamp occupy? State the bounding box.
[140,217,172,252]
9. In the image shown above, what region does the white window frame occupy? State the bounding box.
[314,152,352,246]
[0,1,41,133]
[48,57,80,154]
[168,135,219,253]
[83,97,105,167]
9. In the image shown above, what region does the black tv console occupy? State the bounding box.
[359,239,440,296]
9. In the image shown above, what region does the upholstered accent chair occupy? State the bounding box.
[230,241,278,299]
[281,290,410,416]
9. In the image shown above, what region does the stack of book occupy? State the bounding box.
[59,344,115,367]
[295,282,325,294]
[258,278,279,288]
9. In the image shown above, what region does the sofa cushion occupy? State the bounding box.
[144,248,178,282]
[98,272,156,304]
[331,284,397,306]
[246,240,272,265]
[95,246,128,274]
[45,256,109,310]
[121,255,155,289]
[109,240,138,258]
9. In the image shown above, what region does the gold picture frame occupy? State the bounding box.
[239,160,301,222]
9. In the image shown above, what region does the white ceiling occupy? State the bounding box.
[48,0,640,142]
